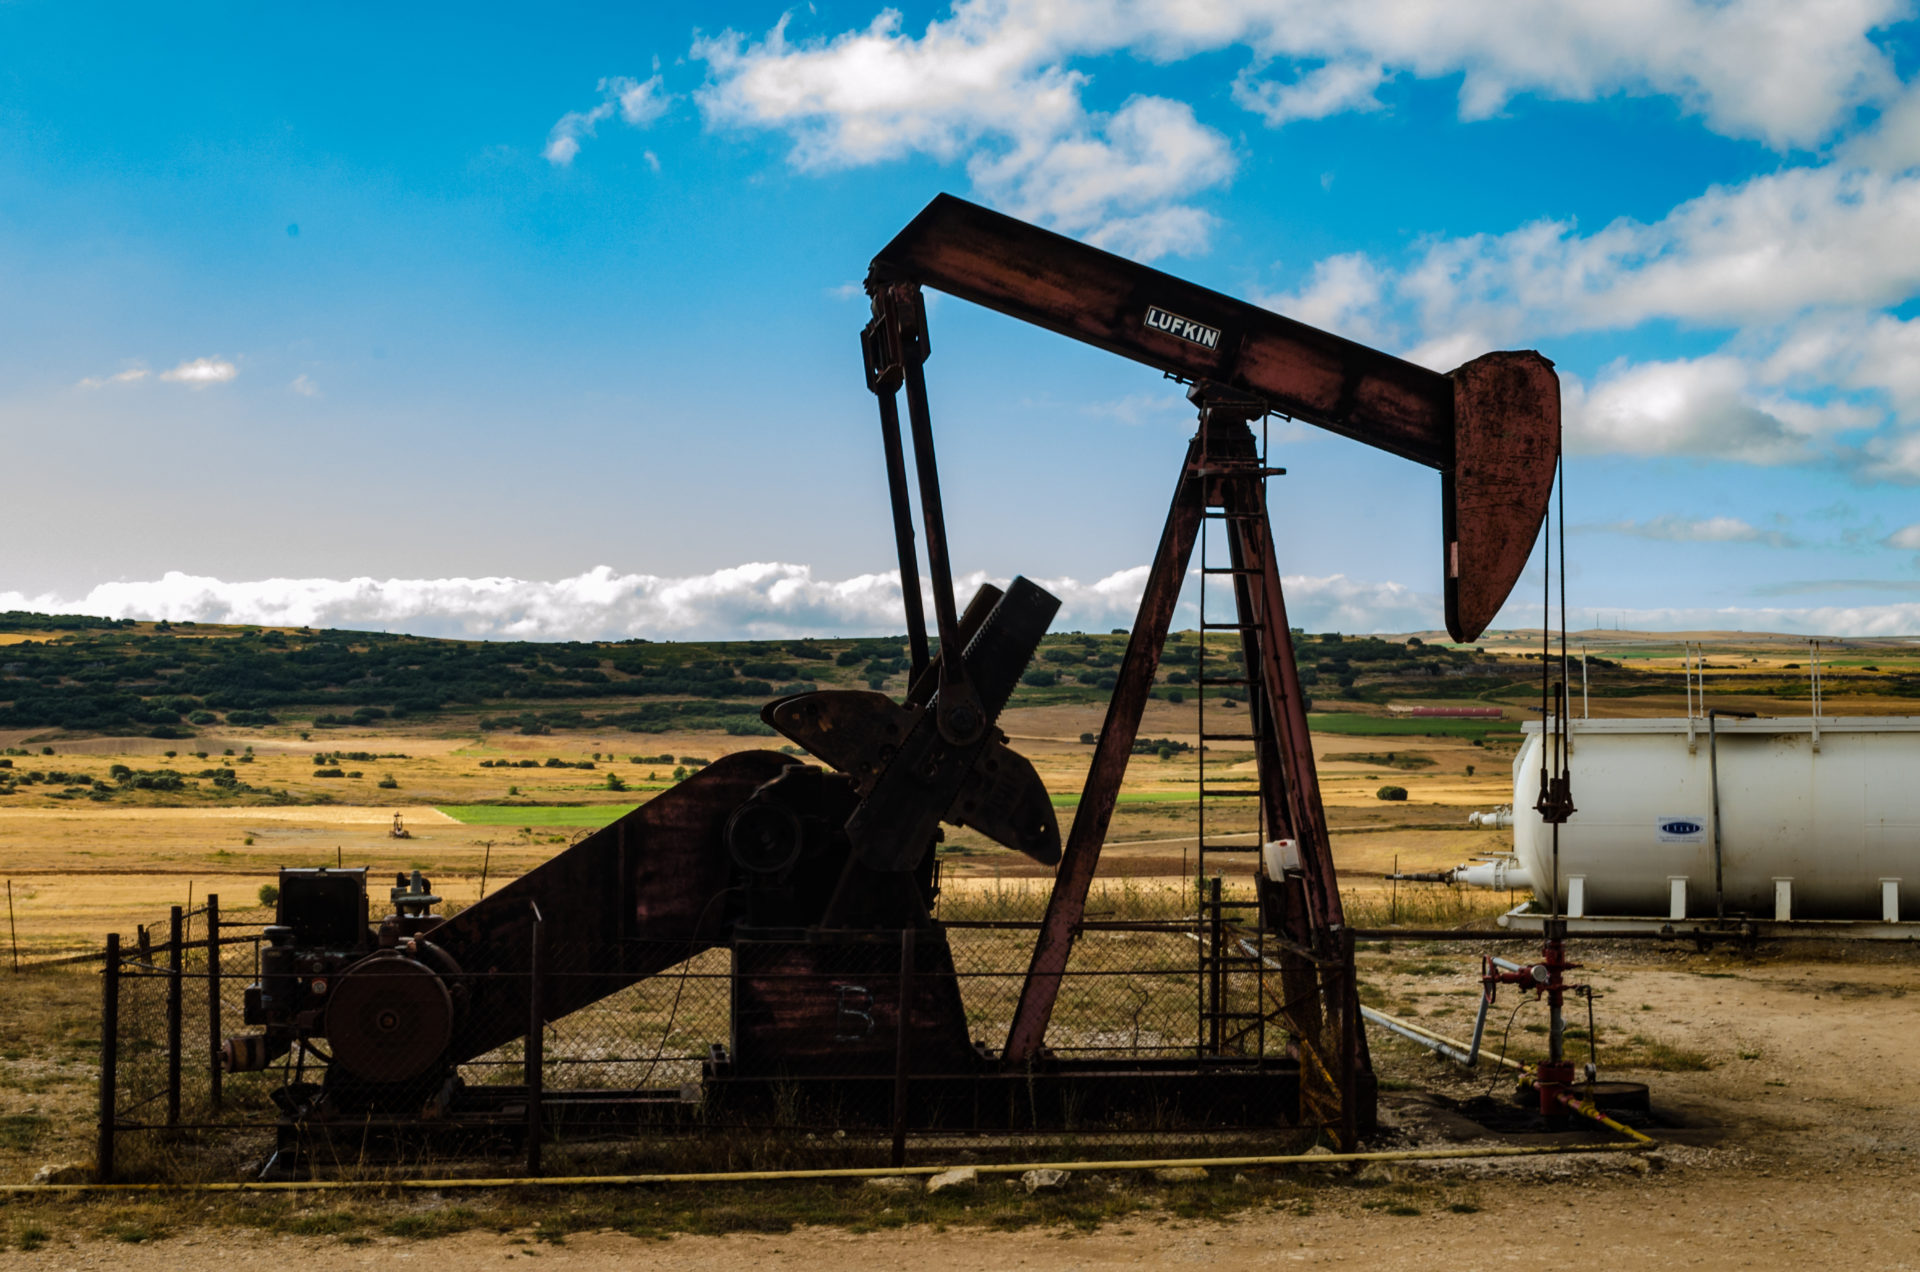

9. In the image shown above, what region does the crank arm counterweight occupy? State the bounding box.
[765,576,1062,869]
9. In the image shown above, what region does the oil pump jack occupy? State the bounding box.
[224,195,1558,1164]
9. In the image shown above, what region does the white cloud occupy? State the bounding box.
[696,12,1235,258]
[1494,597,1920,638]
[289,374,320,398]
[544,74,670,167]
[1589,515,1792,546]
[1337,166,1920,350]
[76,367,148,389]
[1884,523,1920,550]
[1234,60,1387,125]
[688,0,1902,256]
[965,95,1233,251]
[0,563,1444,641]
[1562,356,1824,464]
[1261,252,1392,344]
[19,562,1920,639]
[159,357,237,386]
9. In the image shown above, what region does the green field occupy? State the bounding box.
[436,803,641,827]
[1307,712,1521,740]
[1048,790,1204,808]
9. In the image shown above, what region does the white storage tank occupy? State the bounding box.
[1512,716,1920,921]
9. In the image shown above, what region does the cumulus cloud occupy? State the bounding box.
[289,374,320,398]
[544,74,669,166]
[0,563,1445,642]
[1233,60,1388,125]
[1562,356,1826,464]
[684,0,1902,257]
[1885,523,1920,550]
[159,357,237,386]
[696,13,1234,258]
[21,562,1920,639]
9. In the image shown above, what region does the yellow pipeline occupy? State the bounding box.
[0,1142,1649,1194]
[1364,1007,1654,1145]
[1551,1089,1656,1145]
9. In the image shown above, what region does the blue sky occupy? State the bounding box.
[5,1,1920,639]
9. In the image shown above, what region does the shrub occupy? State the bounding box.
[188,710,218,725]
[1078,732,1095,744]
[258,884,279,907]
[313,767,345,778]
[226,709,277,726]
[377,775,399,789]
[1376,785,1408,801]
[1021,669,1058,688]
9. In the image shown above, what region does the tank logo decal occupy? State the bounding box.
[1656,815,1706,843]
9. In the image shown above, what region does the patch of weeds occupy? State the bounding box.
[282,1211,360,1237]
[383,1206,483,1240]
[100,1220,161,1244]
[0,1114,48,1151]
[16,1225,49,1251]
[1384,1204,1422,1216]
[1738,1048,1762,1060]
[1624,1034,1714,1071]
[1447,1202,1481,1214]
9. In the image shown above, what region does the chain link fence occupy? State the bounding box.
[99,893,1349,1182]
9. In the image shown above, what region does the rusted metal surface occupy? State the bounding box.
[870,196,1453,466]
[1445,352,1562,641]
[765,686,1059,864]
[729,930,975,1078]
[870,194,1559,643]
[783,576,1061,873]
[436,750,795,1063]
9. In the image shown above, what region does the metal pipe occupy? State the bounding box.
[1362,1006,1524,1072]
[13,1142,1649,1194]
[1362,1006,1478,1066]
[874,388,930,680]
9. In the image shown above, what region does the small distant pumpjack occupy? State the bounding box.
[389,813,411,839]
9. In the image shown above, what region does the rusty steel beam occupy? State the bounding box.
[1002,434,1205,1063]
[869,194,1559,643]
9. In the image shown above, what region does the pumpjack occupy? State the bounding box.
[224,195,1558,1165]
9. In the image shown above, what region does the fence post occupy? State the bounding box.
[890,927,915,1169]
[205,894,222,1111]
[525,903,545,1177]
[98,933,120,1183]
[167,905,183,1127]
[1337,926,1359,1153]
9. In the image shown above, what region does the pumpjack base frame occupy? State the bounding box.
[261,1061,1310,1173]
